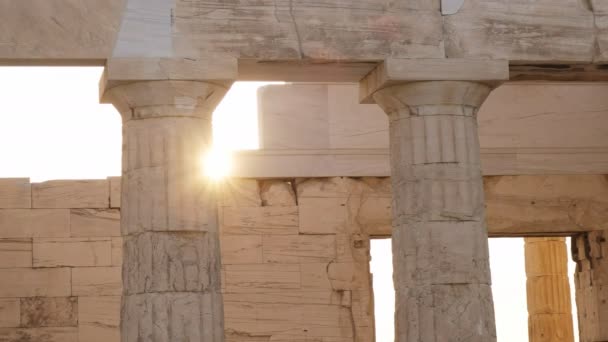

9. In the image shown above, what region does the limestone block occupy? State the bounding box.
[108,177,121,208]
[220,235,263,265]
[122,292,224,342]
[224,264,300,293]
[122,232,221,294]
[298,197,348,234]
[300,263,332,290]
[260,180,297,206]
[222,206,298,235]
[70,209,120,237]
[223,290,350,306]
[111,237,122,266]
[72,267,121,296]
[0,209,69,238]
[0,327,78,342]
[0,299,19,328]
[220,179,261,207]
[356,195,392,236]
[296,177,371,198]
[0,268,71,297]
[0,178,31,208]
[32,180,109,209]
[0,238,32,268]
[78,296,120,342]
[262,235,336,264]
[20,297,77,327]
[33,237,112,267]
[224,301,352,339]
[526,276,572,315]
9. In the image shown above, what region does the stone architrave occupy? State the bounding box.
[524,237,574,342]
[103,80,230,342]
[372,81,498,341]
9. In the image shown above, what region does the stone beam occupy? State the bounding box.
[3,0,608,81]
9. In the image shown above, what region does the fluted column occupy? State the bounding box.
[373,81,497,341]
[103,80,230,342]
[525,237,574,342]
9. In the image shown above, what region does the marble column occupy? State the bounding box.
[104,80,230,342]
[372,81,497,341]
[525,237,574,342]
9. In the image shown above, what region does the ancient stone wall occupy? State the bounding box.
[0,177,385,342]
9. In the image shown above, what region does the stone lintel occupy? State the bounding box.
[99,57,237,103]
[359,58,509,103]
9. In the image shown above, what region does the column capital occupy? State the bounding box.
[359,58,509,103]
[101,80,231,121]
[371,80,493,115]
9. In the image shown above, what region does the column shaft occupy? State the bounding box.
[525,237,574,342]
[373,81,496,341]
[105,81,229,342]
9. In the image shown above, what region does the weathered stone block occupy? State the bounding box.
[224,264,300,293]
[70,209,120,237]
[20,297,77,327]
[72,267,121,296]
[0,178,31,208]
[260,180,297,206]
[0,299,19,328]
[122,292,224,342]
[33,237,112,267]
[220,179,261,207]
[79,323,120,342]
[108,176,121,208]
[0,327,78,342]
[220,234,262,265]
[0,209,69,238]
[111,237,122,266]
[0,268,71,297]
[0,238,32,268]
[262,235,336,263]
[222,206,298,235]
[298,197,348,234]
[32,180,109,208]
[79,296,120,341]
[123,231,221,294]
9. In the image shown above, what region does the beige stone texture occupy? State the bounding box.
[262,235,336,264]
[78,296,120,342]
[220,179,261,207]
[20,297,78,328]
[108,177,120,208]
[110,237,122,266]
[298,197,348,235]
[0,178,31,208]
[374,81,496,341]
[0,238,32,268]
[0,268,71,297]
[70,209,120,237]
[0,327,78,342]
[572,231,608,342]
[33,237,112,267]
[224,264,301,293]
[32,180,109,209]
[72,267,121,297]
[524,238,574,342]
[0,209,69,238]
[222,206,299,235]
[220,235,263,265]
[0,299,19,328]
[259,180,297,207]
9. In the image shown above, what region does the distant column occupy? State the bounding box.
[525,237,574,342]
[373,81,497,341]
[104,80,229,342]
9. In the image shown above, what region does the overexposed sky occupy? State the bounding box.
[0,67,579,341]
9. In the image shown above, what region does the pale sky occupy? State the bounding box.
[0,67,579,341]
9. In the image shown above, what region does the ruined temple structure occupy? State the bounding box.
[2,0,608,341]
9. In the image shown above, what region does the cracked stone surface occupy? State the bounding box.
[373,81,497,341]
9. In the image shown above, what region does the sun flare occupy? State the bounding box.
[202,147,233,181]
